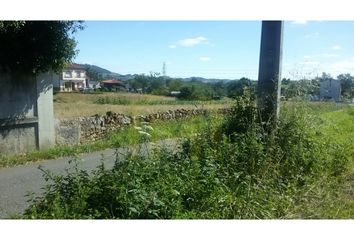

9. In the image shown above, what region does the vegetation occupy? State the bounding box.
[94,96,229,106]
[0,116,213,169]
[281,72,354,101]
[23,97,354,219]
[125,71,353,102]
[0,21,83,75]
[53,92,229,119]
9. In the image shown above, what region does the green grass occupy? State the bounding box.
[290,106,354,218]
[22,100,354,219]
[318,107,354,148]
[0,115,218,169]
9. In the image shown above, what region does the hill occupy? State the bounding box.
[81,63,238,82]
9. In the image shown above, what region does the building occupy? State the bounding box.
[320,79,341,102]
[101,79,126,91]
[53,63,88,91]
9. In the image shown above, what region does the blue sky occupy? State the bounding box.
[73,21,354,80]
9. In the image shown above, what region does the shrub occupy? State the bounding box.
[23,97,351,219]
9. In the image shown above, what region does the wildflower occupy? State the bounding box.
[138,131,151,137]
[143,125,154,131]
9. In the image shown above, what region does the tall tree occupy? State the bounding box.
[0,21,84,77]
[337,73,354,99]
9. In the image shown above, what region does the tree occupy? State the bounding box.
[178,86,194,100]
[318,72,334,82]
[226,77,252,98]
[0,21,84,76]
[337,73,354,99]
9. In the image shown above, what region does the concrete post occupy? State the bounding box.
[257,21,283,129]
[0,72,55,155]
[36,73,55,150]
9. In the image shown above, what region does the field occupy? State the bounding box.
[54,92,231,119]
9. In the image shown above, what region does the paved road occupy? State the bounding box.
[0,139,178,218]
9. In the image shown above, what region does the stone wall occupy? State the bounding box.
[55,108,214,145]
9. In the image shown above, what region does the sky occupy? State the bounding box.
[73,21,354,80]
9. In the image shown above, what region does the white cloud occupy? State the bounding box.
[199,56,211,62]
[177,36,208,47]
[329,58,354,74]
[303,55,312,59]
[291,20,307,25]
[168,44,176,49]
[331,45,342,50]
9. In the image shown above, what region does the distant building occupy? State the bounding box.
[101,79,126,91]
[320,79,341,102]
[53,63,88,92]
[170,91,181,96]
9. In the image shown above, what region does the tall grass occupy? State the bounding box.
[23,96,353,219]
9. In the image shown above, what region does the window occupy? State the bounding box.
[64,71,71,78]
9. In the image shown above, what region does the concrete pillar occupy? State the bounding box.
[0,72,55,155]
[36,73,55,150]
[257,21,283,128]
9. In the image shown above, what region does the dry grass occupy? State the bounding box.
[54,92,230,119]
[54,91,175,102]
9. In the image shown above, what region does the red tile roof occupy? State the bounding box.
[101,79,124,84]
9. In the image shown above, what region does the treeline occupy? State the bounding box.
[281,72,354,101]
[127,73,256,100]
[126,72,354,101]
[88,70,354,100]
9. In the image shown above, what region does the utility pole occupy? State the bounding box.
[257,21,283,130]
[162,61,167,86]
[162,61,166,77]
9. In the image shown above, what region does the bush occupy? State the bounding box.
[23,96,351,219]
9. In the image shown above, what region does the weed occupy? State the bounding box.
[22,97,353,219]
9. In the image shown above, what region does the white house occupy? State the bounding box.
[320,79,341,102]
[53,63,87,91]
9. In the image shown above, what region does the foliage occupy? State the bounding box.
[225,77,255,98]
[127,74,257,100]
[0,115,212,169]
[23,97,353,219]
[94,96,228,106]
[0,21,83,75]
[280,72,354,101]
[337,73,354,99]
[177,84,214,100]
